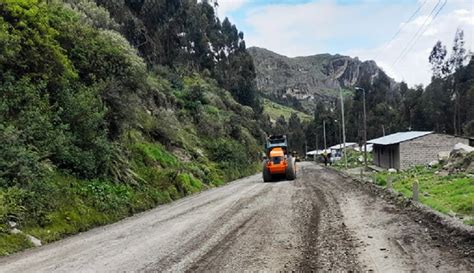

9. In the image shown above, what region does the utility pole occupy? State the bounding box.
[355,87,368,170]
[340,87,347,169]
[315,132,318,162]
[323,120,327,153]
[363,89,367,170]
[305,141,307,160]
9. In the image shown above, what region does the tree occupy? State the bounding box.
[447,29,467,134]
[448,29,466,73]
[429,41,447,79]
[273,116,287,135]
[288,113,305,154]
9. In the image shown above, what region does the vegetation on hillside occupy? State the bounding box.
[263,99,312,123]
[0,0,268,255]
[304,29,473,151]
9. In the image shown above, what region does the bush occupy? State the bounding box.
[176,173,202,195]
[0,125,45,188]
[80,180,132,213]
[0,187,28,227]
[0,233,32,256]
[133,142,179,168]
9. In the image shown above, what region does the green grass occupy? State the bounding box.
[134,142,179,168]
[373,167,474,223]
[333,150,373,169]
[263,98,312,122]
[0,233,33,256]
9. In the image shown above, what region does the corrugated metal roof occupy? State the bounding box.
[368,131,433,145]
[306,149,331,155]
[330,142,358,149]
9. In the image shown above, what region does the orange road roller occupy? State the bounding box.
[262,135,296,182]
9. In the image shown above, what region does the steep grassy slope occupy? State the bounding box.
[263,99,312,123]
[0,0,265,255]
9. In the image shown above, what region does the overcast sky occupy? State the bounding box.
[216,0,474,87]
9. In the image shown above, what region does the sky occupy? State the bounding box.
[216,0,474,86]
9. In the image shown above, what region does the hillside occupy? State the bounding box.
[248,47,398,111]
[263,99,312,123]
[0,0,267,255]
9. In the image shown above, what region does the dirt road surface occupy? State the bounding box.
[0,162,472,272]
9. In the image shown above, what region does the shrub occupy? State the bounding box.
[0,187,28,226]
[80,180,132,213]
[0,125,45,188]
[133,142,179,168]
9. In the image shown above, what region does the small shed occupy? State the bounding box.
[329,142,358,157]
[368,131,470,170]
[354,143,373,153]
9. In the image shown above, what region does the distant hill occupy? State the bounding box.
[262,98,312,123]
[248,47,399,111]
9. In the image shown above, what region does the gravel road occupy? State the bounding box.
[0,162,472,272]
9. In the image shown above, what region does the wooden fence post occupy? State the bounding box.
[387,176,392,190]
[412,180,419,202]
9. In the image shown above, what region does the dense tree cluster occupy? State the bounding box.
[304,29,473,151]
[90,0,259,108]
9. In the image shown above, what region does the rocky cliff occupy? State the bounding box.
[248,47,397,111]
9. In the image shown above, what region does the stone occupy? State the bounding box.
[438,151,450,161]
[453,143,474,153]
[428,160,439,167]
[26,234,42,247]
[8,221,17,228]
[467,162,474,174]
[437,171,449,177]
[10,228,21,234]
[388,168,397,173]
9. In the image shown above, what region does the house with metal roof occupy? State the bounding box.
[306,149,331,156]
[329,142,358,158]
[368,131,470,170]
[354,143,373,153]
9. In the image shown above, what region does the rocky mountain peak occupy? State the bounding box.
[248,47,396,111]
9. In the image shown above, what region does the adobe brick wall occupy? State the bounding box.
[399,133,468,169]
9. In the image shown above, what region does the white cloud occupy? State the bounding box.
[349,7,473,86]
[239,0,473,86]
[216,0,248,19]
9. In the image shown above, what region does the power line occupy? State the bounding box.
[392,0,441,66]
[392,0,442,66]
[373,0,428,61]
[396,0,447,65]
